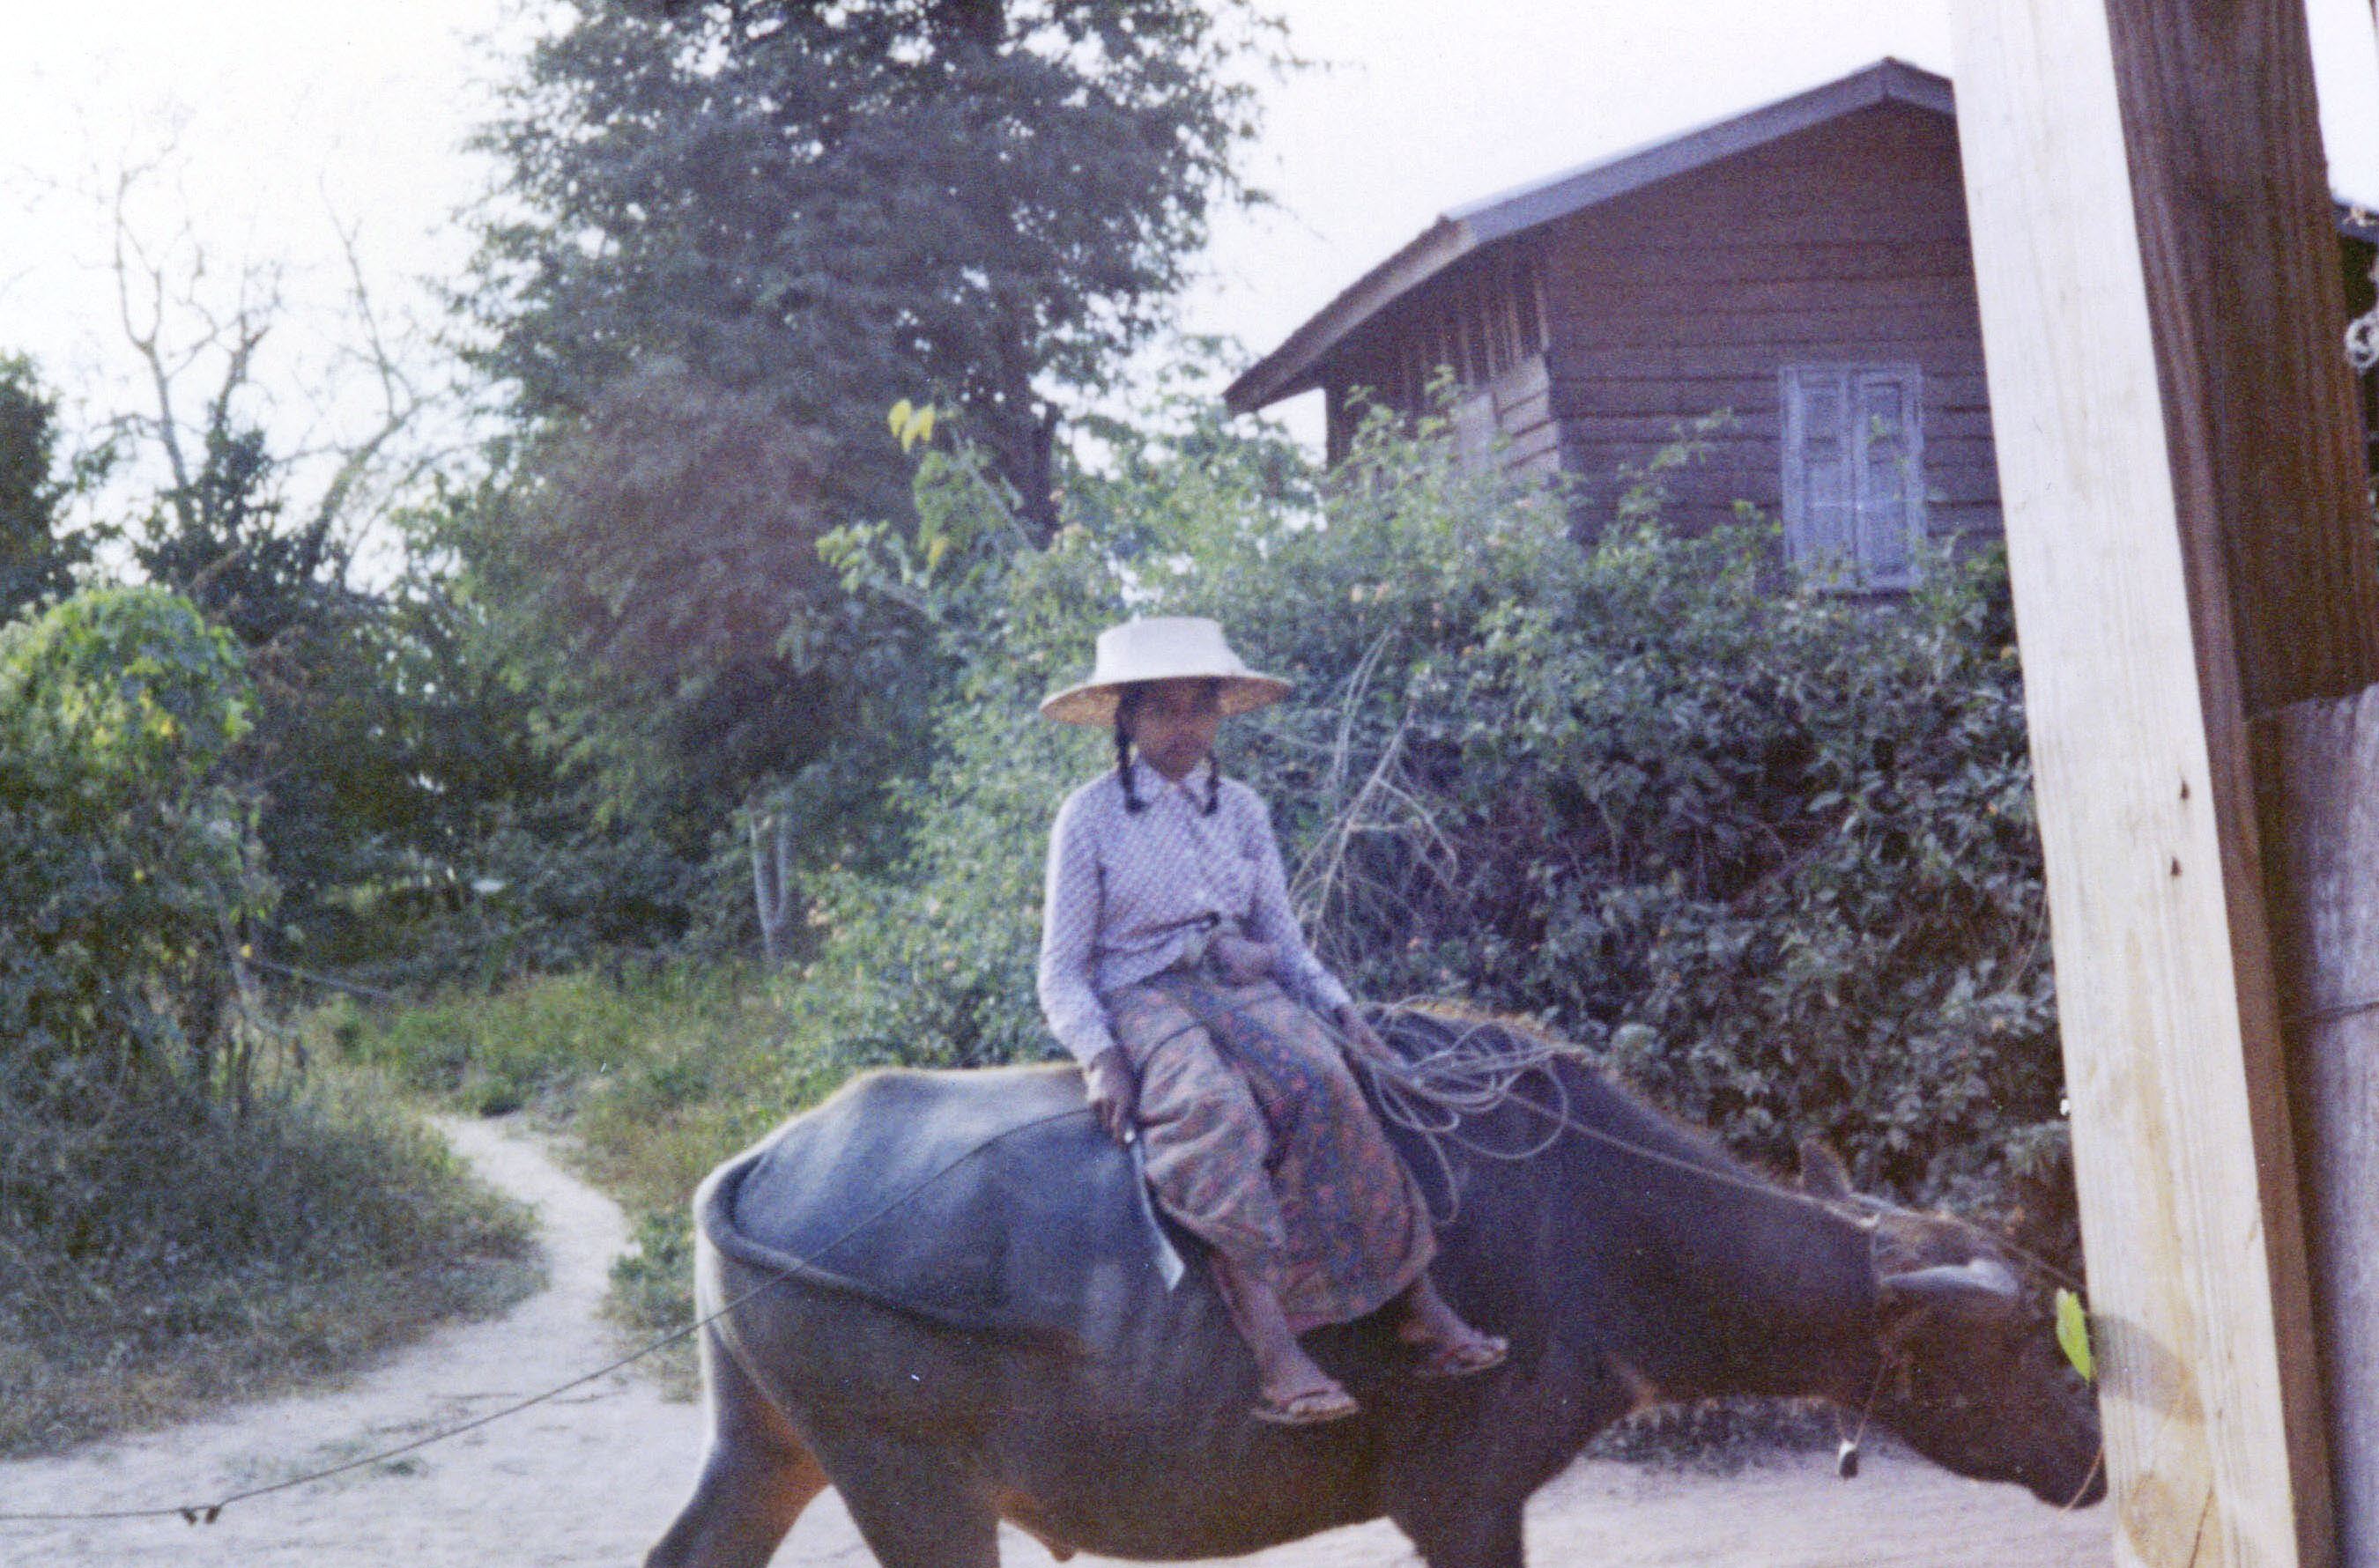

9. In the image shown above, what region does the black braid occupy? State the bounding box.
[1204,751,1222,816]
[1114,690,1145,813]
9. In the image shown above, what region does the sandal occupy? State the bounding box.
[1250,1384,1362,1426]
[1411,1334,1509,1379]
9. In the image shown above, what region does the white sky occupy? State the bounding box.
[2,0,2375,492]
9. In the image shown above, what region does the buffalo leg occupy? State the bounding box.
[646,1330,829,1568]
[825,1439,1001,1568]
[1392,1500,1527,1568]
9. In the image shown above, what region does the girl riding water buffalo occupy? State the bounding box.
[1035,616,1507,1425]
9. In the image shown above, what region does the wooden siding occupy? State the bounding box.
[2349,233,2378,475]
[1323,244,1548,464]
[1301,87,2376,568]
[1537,100,1994,547]
[1321,99,2003,566]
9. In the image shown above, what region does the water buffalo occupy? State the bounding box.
[646,1011,2103,1568]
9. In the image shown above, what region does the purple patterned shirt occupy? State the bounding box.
[1037,759,1356,1066]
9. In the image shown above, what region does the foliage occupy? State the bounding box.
[466,0,1281,529]
[453,0,1287,928]
[0,586,271,1132]
[453,368,923,924]
[0,354,91,623]
[125,408,441,965]
[0,587,542,1456]
[785,401,2063,1212]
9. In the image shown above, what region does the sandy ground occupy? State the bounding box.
[0,1114,2115,1567]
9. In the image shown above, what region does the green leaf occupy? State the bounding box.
[2055,1288,2094,1383]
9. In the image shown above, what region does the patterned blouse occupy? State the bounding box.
[1037,758,1355,1066]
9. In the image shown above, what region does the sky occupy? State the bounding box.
[3,0,2375,498]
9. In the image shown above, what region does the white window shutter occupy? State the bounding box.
[1782,366,1856,586]
[1851,368,1923,589]
[1782,363,1924,590]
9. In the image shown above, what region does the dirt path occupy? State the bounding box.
[0,1115,2114,1567]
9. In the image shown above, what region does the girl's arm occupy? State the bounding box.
[1037,794,1121,1067]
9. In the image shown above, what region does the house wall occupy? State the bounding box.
[1322,243,1551,470]
[1532,100,1998,545]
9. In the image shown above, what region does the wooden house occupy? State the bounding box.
[1226,58,2379,594]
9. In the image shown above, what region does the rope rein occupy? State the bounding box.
[1347,1002,2086,1295]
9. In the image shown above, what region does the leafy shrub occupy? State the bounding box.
[0,587,271,1159]
[0,588,539,1456]
[786,402,2061,1213]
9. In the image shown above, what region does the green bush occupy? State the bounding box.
[0,587,540,1456]
[789,401,2060,1212]
[1,587,277,1229]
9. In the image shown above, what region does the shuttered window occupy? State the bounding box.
[1780,364,1925,590]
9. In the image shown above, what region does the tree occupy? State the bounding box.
[454,2,1284,935]
[0,355,90,622]
[468,0,1278,534]
[93,159,455,960]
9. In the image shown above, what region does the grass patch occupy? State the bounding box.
[0,1064,542,1459]
[317,964,826,1386]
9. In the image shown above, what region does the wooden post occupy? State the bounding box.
[2263,695,2379,1568]
[1949,1,2379,1564]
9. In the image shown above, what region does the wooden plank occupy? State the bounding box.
[1534,151,1973,251]
[2096,5,2379,1557]
[1951,0,2379,1563]
[1549,276,1983,320]
[1553,415,1778,445]
[1575,250,1975,288]
[1560,300,1989,337]
[1550,306,1987,350]
[2259,689,2379,1568]
[2098,2,2379,709]
[1550,345,1990,393]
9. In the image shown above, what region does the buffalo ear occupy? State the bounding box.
[1798,1138,1856,1202]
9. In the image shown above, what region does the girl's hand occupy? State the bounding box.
[1208,932,1278,985]
[1336,1006,1397,1070]
[1084,1048,1140,1143]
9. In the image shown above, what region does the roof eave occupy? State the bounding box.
[1224,218,1471,412]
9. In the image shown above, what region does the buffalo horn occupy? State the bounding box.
[1879,1258,2022,1313]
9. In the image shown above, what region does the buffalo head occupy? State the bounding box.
[1801,1143,2106,1507]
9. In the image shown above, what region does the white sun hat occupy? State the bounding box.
[1038,616,1291,727]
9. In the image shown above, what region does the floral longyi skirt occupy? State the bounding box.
[1104,970,1434,1330]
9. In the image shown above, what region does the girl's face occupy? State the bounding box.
[1124,679,1223,781]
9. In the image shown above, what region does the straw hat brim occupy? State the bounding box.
[1038,671,1290,728]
